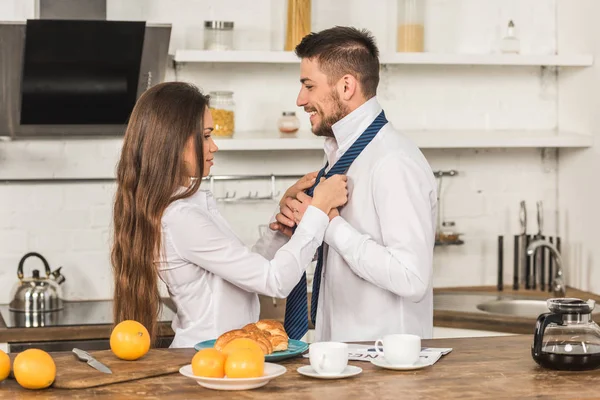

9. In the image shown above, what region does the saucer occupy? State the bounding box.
[179,363,286,390]
[297,365,362,379]
[370,358,432,371]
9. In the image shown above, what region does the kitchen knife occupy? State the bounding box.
[497,235,503,291]
[72,348,112,374]
[513,234,519,290]
[519,201,529,288]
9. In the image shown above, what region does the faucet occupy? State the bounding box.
[526,239,566,297]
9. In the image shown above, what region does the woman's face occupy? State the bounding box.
[184,108,219,179]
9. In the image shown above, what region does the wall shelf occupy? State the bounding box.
[174,50,593,67]
[213,130,593,151]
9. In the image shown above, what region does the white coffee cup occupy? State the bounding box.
[374,334,421,365]
[309,342,348,376]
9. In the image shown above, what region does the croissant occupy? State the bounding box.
[214,329,273,355]
[255,320,289,352]
[214,319,290,355]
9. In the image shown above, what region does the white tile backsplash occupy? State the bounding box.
[0,0,564,301]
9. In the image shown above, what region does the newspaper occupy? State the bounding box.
[303,344,453,365]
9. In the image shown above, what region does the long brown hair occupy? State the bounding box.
[111,82,209,344]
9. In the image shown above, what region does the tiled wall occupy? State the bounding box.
[0,0,561,302]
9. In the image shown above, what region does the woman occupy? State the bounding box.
[111,82,347,348]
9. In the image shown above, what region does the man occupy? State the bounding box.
[270,26,438,343]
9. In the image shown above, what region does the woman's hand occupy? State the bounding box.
[279,171,318,207]
[269,171,319,236]
[312,175,348,215]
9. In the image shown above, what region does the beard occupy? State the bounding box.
[311,90,350,138]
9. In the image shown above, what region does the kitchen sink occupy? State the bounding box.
[476,299,551,318]
[476,299,600,318]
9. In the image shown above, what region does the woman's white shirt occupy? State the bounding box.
[157,188,327,348]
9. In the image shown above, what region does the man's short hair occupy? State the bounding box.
[295,26,380,98]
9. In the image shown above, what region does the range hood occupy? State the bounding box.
[0,0,171,138]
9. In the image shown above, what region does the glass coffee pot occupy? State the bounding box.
[532,298,600,371]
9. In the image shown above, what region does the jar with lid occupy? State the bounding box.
[499,20,520,54]
[278,111,300,134]
[397,0,425,52]
[204,21,234,51]
[438,221,461,244]
[209,91,235,137]
[285,0,311,51]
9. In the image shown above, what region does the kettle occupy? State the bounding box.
[9,252,66,313]
[532,298,600,371]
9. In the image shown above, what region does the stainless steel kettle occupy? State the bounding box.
[9,252,66,313]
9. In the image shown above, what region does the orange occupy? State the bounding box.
[191,348,227,378]
[221,338,264,358]
[0,349,10,382]
[224,348,264,378]
[13,349,56,390]
[110,320,151,361]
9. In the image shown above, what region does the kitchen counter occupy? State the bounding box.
[0,298,178,344]
[2,335,598,399]
[1,286,598,344]
[433,286,600,334]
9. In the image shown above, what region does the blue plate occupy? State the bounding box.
[194,339,309,362]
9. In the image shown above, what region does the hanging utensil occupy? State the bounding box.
[519,201,529,289]
[534,201,545,291]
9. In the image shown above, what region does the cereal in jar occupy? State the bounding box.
[209,91,235,137]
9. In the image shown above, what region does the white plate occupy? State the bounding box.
[297,365,362,379]
[370,358,432,371]
[179,362,287,390]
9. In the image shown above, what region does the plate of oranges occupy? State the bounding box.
[180,338,287,390]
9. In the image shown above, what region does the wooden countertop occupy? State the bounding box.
[1,286,598,343]
[2,335,599,399]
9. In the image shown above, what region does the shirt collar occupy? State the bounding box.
[173,186,217,210]
[324,96,383,165]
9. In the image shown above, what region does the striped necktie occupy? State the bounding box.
[283,110,388,340]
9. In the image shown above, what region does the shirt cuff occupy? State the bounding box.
[324,215,355,253]
[296,205,330,242]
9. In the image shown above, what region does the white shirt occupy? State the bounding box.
[157,189,329,348]
[314,97,438,342]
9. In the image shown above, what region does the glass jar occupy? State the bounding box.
[209,91,235,137]
[397,0,425,52]
[285,0,311,51]
[499,20,520,54]
[439,221,460,244]
[278,111,300,134]
[204,21,234,51]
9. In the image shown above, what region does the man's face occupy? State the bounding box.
[296,58,349,137]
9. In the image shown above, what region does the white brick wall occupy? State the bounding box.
[0,0,562,302]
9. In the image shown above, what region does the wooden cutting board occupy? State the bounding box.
[10,348,197,389]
